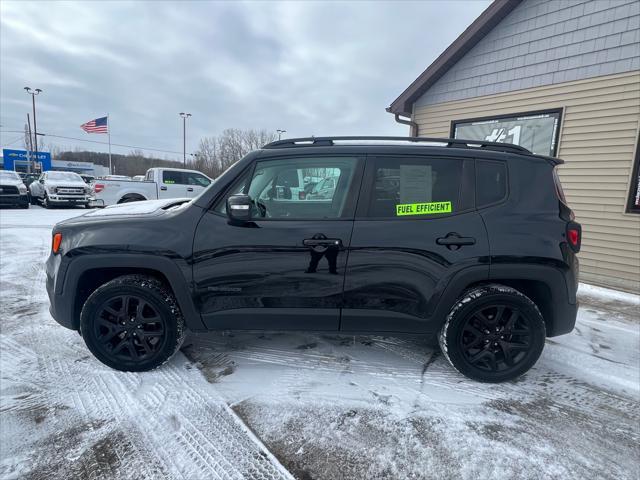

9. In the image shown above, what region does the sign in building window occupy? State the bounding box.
[451,109,562,157]
[627,137,640,214]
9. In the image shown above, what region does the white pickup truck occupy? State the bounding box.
[91,167,213,206]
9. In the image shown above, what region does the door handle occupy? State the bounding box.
[160,186,167,191]
[187,187,194,192]
[436,233,476,250]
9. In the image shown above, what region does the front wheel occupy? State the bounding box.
[438,284,546,383]
[43,194,52,209]
[80,275,185,371]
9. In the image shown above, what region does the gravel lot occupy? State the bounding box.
[1,206,638,480]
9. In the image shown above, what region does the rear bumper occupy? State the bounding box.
[547,299,578,337]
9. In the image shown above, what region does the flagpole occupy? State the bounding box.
[107,113,112,174]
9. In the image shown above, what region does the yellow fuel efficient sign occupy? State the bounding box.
[396,201,452,216]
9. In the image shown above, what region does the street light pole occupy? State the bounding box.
[24,87,42,155]
[179,112,192,167]
[277,129,286,141]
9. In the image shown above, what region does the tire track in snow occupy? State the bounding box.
[1,214,293,480]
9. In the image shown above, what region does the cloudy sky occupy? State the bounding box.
[1,0,490,161]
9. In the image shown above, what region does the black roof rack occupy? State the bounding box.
[263,136,532,155]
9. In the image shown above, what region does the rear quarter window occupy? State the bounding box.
[476,160,507,207]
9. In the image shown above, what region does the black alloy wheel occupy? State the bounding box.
[94,295,166,362]
[459,304,532,373]
[80,275,185,371]
[439,284,546,382]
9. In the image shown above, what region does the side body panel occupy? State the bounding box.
[192,212,354,331]
[341,154,490,334]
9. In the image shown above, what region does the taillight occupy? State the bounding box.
[299,191,306,200]
[52,233,62,254]
[566,221,581,253]
[94,183,105,193]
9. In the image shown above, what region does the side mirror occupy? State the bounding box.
[39,179,44,184]
[226,194,252,223]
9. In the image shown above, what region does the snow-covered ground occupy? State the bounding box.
[1,206,638,480]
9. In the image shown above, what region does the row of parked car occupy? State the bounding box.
[0,164,344,211]
[0,167,216,209]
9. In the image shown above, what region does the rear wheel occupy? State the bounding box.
[80,275,185,371]
[438,284,545,382]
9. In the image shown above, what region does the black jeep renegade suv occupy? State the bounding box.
[46,137,581,382]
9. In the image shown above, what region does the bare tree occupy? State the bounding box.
[192,128,277,178]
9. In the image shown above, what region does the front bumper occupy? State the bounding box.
[0,193,29,207]
[47,194,90,204]
[46,253,76,330]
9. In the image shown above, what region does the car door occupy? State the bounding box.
[341,154,489,333]
[159,170,187,199]
[184,171,211,198]
[192,155,363,331]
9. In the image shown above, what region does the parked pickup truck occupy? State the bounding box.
[91,167,213,206]
[29,171,93,209]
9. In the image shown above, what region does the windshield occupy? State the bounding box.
[0,171,21,181]
[47,171,84,182]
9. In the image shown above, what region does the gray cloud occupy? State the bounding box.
[1,0,490,160]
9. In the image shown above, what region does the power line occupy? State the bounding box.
[0,129,191,157]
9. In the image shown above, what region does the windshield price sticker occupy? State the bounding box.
[396,201,452,216]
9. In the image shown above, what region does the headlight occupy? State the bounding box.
[85,186,92,194]
[47,186,56,194]
[18,185,27,194]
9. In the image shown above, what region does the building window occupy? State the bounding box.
[451,109,562,157]
[627,137,640,214]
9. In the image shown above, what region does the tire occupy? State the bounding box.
[438,284,546,383]
[43,194,51,209]
[29,195,37,206]
[20,202,29,209]
[80,275,185,372]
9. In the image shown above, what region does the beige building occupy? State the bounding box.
[388,0,640,293]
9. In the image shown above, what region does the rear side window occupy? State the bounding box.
[476,160,507,207]
[163,170,184,185]
[365,156,463,218]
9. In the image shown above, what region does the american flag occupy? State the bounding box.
[81,116,108,134]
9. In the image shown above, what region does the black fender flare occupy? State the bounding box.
[60,253,205,331]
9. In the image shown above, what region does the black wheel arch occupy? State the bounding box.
[118,193,147,204]
[56,254,205,332]
[432,263,577,339]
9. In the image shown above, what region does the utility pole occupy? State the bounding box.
[179,112,192,167]
[277,129,286,140]
[24,87,42,156]
[27,114,34,173]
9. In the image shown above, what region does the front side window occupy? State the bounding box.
[163,170,184,185]
[366,156,463,218]
[247,158,356,219]
[186,172,211,187]
[215,157,358,219]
